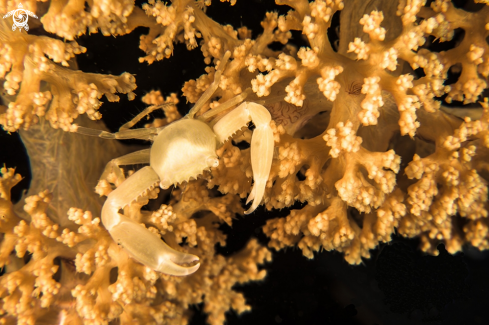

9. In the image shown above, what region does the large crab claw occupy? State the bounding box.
[213,102,274,214]
[102,166,200,276]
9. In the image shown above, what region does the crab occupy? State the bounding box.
[73,51,274,276]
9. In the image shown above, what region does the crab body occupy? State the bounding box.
[75,52,274,276]
[151,119,219,189]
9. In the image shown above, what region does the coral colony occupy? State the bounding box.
[1,0,489,324]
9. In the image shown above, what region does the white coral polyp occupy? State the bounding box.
[323,120,362,158]
[284,77,306,106]
[347,37,370,60]
[360,11,386,41]
[317,65,343,101]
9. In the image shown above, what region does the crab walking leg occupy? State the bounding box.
[99,149,151,186]
[213,102,274,214]
[73,125,160,141]
[119,103,174,131]
[102,166,200,275]
[199,88,252,121]
[187,51,231,118]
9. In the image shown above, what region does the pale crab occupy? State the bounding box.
[74,51,274,276]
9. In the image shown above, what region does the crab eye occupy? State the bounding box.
[206,156,219,168]
[160,180,171,189]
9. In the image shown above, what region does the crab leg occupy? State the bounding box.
[102,166,200,275]
[119,103,174,131]
[187,51,231,118]
[99,149,151,186]
[73,125,160,141]
[213,102,274,214]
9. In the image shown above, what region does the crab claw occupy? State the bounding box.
[108,214,200,276]
[102,166,200,276]
[245,115,274,214]
[213,102,274,214]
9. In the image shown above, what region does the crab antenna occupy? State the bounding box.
[187,51,232,118]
